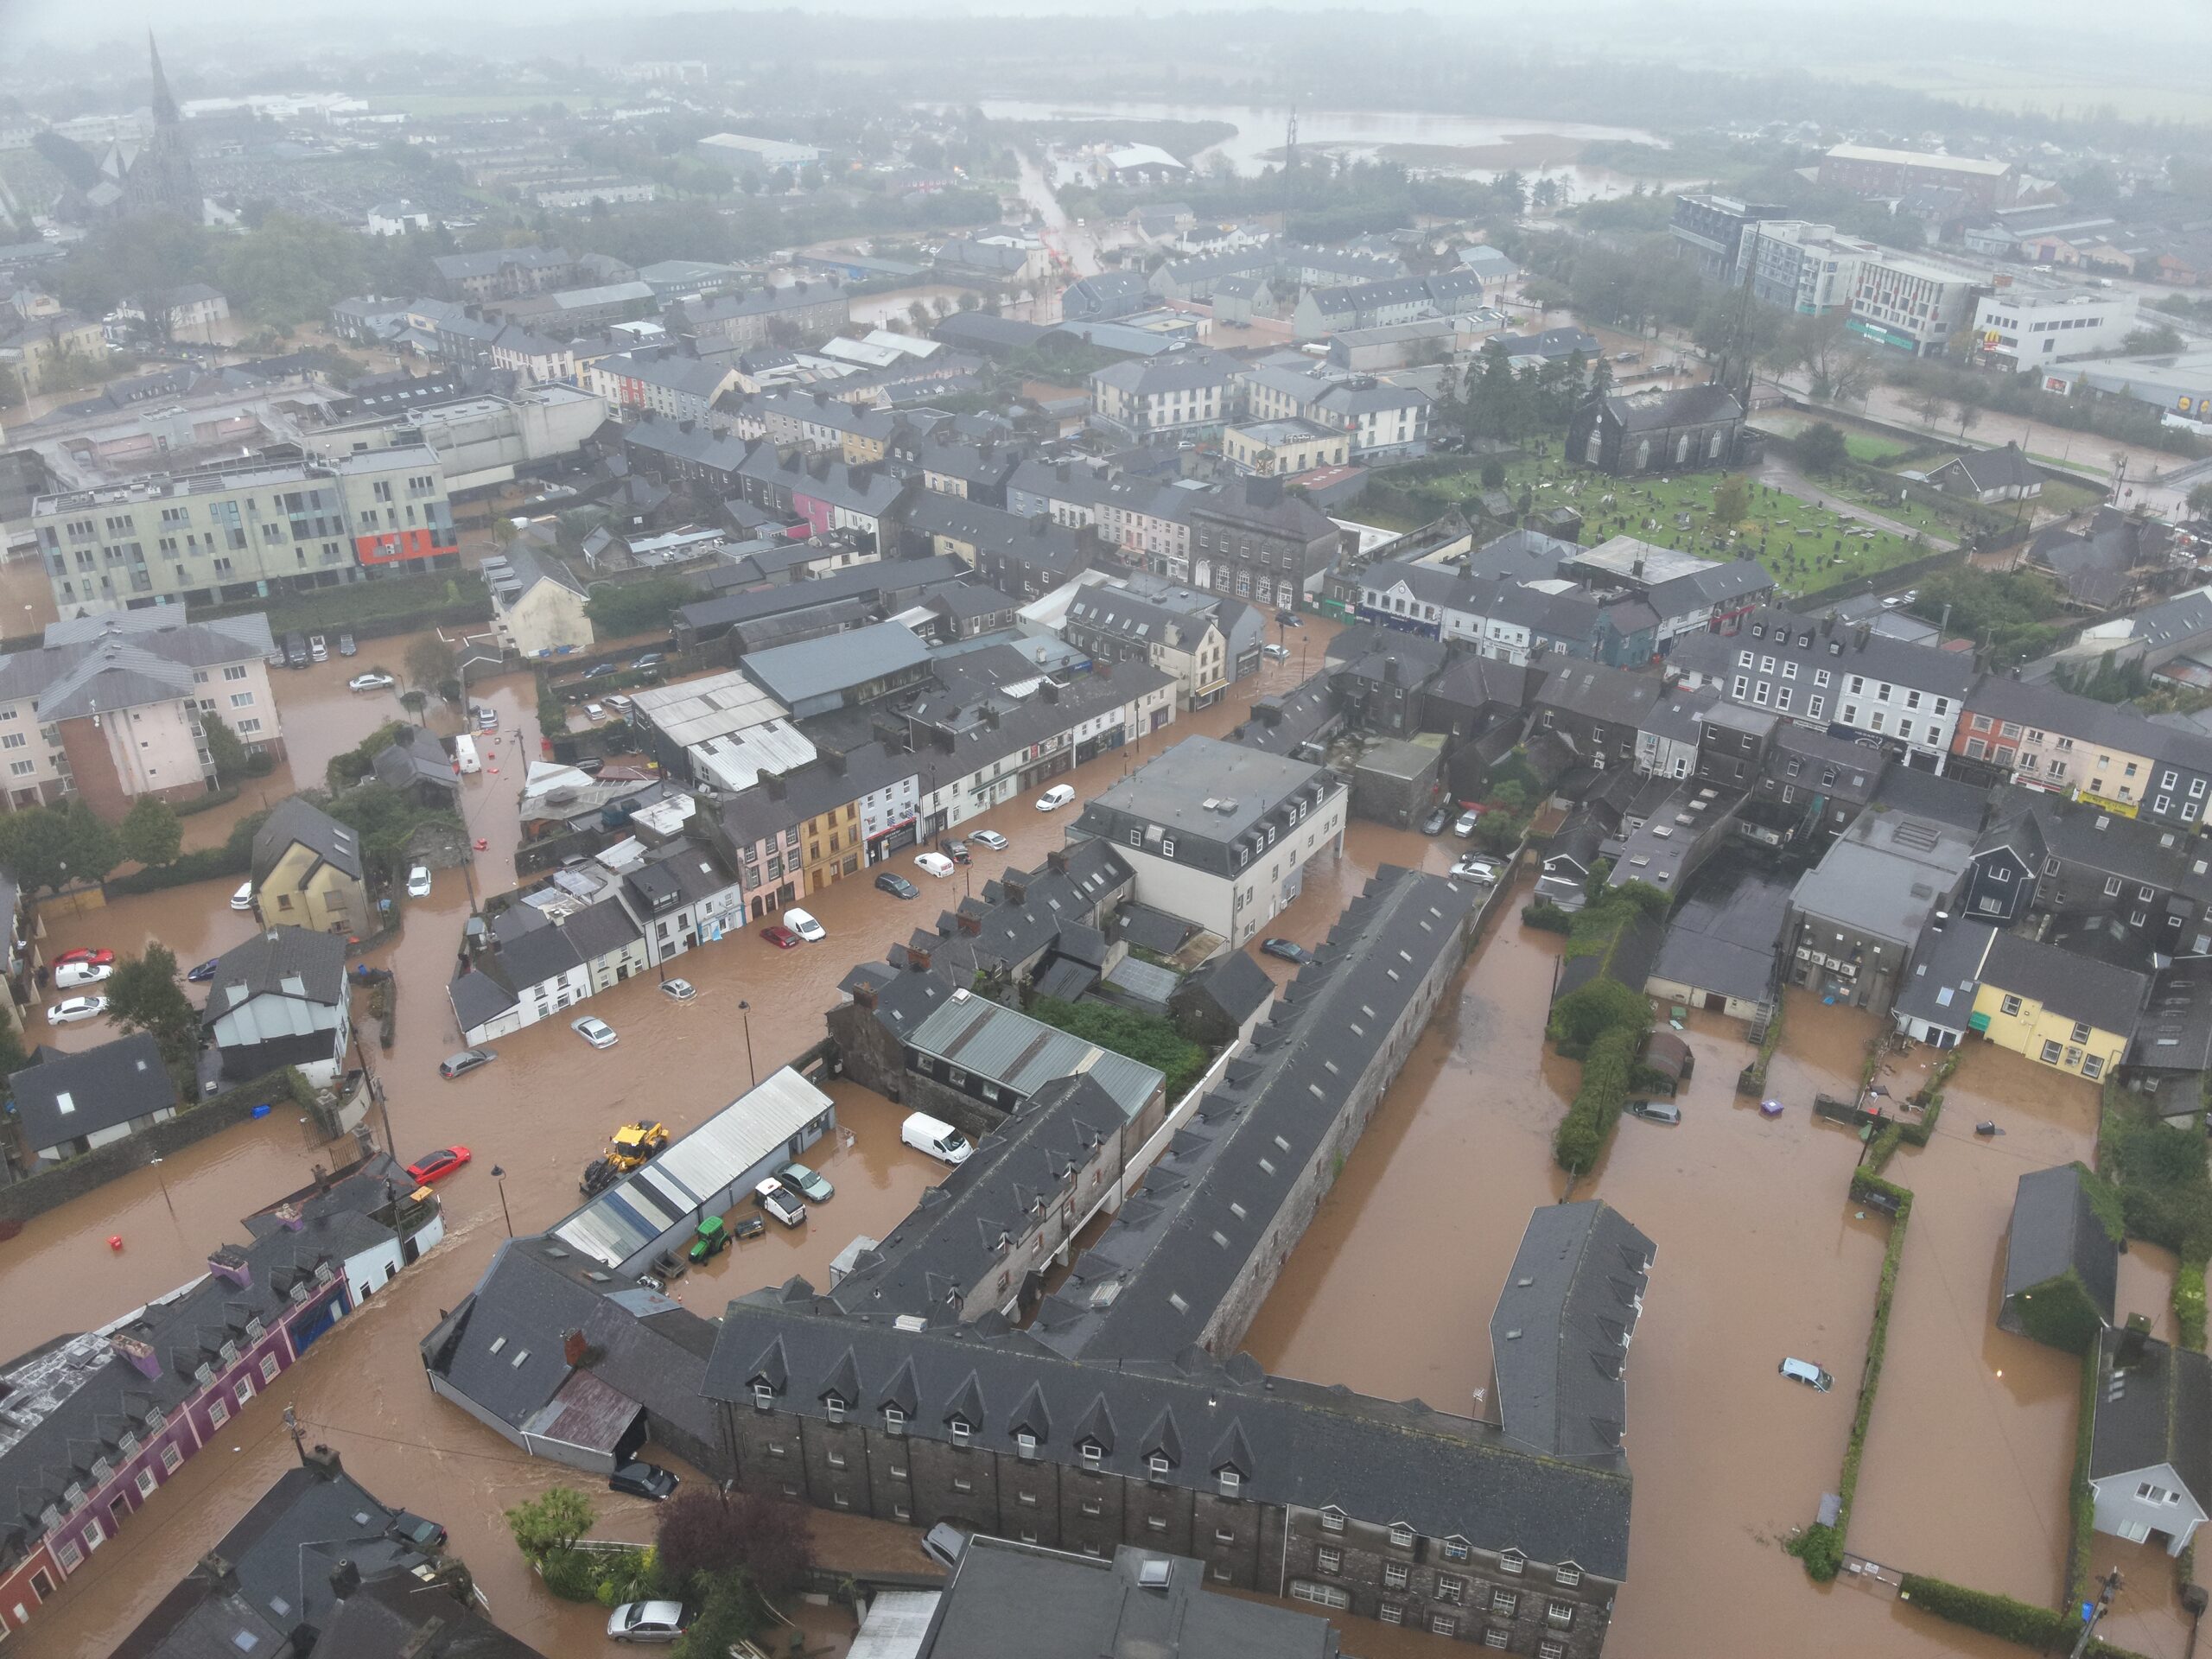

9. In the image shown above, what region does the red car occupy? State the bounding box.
[53,948,115,968]
[405,1146,472,1185]
[759,925,802,950]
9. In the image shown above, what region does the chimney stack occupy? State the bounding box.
[908,945,933,973]
[851,981,878,1011]
[1003,874,1028,904]
[329,1559,361,1602]
[304,1444,343,1482]
[562,1328,588,1368]
[957,911,983,936]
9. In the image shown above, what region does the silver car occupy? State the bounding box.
[606,1600,686,1643]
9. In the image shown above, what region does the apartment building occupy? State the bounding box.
[1848,249,1986,357]
[1089,350,1239,443]
[33,447,457,616]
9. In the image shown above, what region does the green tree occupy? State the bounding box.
[2120,323,2186,357]
[2186,481,2212,520]
[585,575,695,638]
[105,944,200,1076]
[505,1487,596,1560]
[405,634,460,700]
[0,804,71,893]
[59,798,121,884]
[1478,458,1507,491]
[201,711,251,785]
[1712,474,1751,528]
[671,1571,762,1659]
[118,795,183,868]
[1798,422,1850,476]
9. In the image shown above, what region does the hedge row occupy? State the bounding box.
[1552,1022,1637,1175]
[2179,1261,2209,1351]
[1520,899,1573,935]
[1790,1176,1913,1581]
[2069,1344,2099,1606]
[1896,1574,2148,1658]
[174,784,242,818]
[106,815,266,896]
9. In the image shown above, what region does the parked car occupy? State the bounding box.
[308,634,328,663]
[783,908,826,943]
[606,1601,687,1643]
[875,871,919,899]
[659,977,696,1001]
[1779,1357,1834,1391]
[1260,938,1313,965]
[347,671,395,693]
[631,652,664,672]
[584,702,607,721]
[1625,1099,1682,1125]
[901,1111,973,1166]
[187,956,221,982]
[54,961,111,988]
[969,829,1009,851]
[48,995,106,1025]
[336,632,357,658]
[1452,807,1483,838]
[405,1146,471,1184]
[1421,805,1451,836]
[582,663,620,680]
[1035,784,1075,810]
[913,851,955,878]
[920,1522,969,1571]
[406,866,433,899]
[1450,854,1504,885]
[604,694,633,713]
[607,1461,679,1501]
[439,1048,496,1079]
[947,839,971,864]
[1262,643,1291,661]
[1274,609,1303,628]
[390,1510,443,1549]
[472,703,498,730]
[777,1162,833,1203]
[53,947,113,968]
[760,924,802,949]
[572,1014,619,1049]
[753,1177,806,1228]
[230,880,256,912]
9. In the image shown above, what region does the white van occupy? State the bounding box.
[453,732,482,774]
[901,1111,973,1166]
[1035,783,1075,811]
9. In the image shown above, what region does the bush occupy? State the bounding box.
[174,784,242,817]
[1553,1023,1637,1174]
[539,1548,601,1601]
[2012,1268,2106,1354]
[1546,977,1652,1055]
[106,810,267,895]
[1025,995,1211,1100]
[2178,1262,2208,1351]
[1520,899,1573,934]
[1897,1574,2149,1657]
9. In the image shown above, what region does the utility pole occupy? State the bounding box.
[2069,1567,2123,1659]
[283,1403,307,1465]
[1281,105,1298,237]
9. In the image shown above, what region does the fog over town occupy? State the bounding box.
[0,8,2210,1659]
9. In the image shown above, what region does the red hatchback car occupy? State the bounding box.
[759,925,802,950]
[53,948,115,968]
[406,1146,472,1185]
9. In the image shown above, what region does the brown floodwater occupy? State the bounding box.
[2,627,1335,1656]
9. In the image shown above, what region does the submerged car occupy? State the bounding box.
[1260,938,1313,965]
[405,1146,471,1185]
[347,671,396,693]
[230,880,255,912]
[1421,805,1451,836]
[406,865,433,899]
[777,1162,833,1203]
[53,947,114,968]
[439,1047,496,1079]
[1779,1357,1834,1392]
[782,908,826,943]
[54,961,112,988]
[969,830,1009,851]
[606,1601,686,1643]
[753,1178,806,1228]
[760,924,802,949]
[48,995,106,1025]
[607,1461,679,1501]
[874,871,919,899]
[659,977,696,1001]
[1625,1099,1682,1125]
[187,956,222,982]
[572,1015,619,1049]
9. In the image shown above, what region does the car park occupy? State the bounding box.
[48,996,105,1024]
[1779,1357,1834,1391]
[777,1162,833,1203]
[406,866,432,898]
[901,1111,973,1166]
[1035,784,1075,810]
[231,880,255,912]
[606,1601,687,1643]
[783,908,826,942]
[607,1461,679,1501]
[55,961,111,988]
[347,671,395,692]
[1260,938,1313,965]
[439,1048,497,1079]
[1421,805,1451,836]
[760,924,802,949]
[969,829,1009,851]
[753,1178,806,1228]
[405,1146,471,1184]
[659,977,696,1001]
[187,957,221,982]
[572,1015,619,1049]
[913,851,955,878]
[1625,1099,1682,1125]
[875,871,919,899]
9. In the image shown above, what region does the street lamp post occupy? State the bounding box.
[148,1155,177,1224]
[738,1001,756,1090]
[490,1165,513,1237]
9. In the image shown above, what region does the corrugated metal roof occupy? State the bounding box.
[906,991,1162,1123]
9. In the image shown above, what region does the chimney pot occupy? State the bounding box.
[330,1559,361,1601]
[908,945,933,972]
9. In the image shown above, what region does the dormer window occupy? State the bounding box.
[1500,1549,1527,1575]
[1081,1440,1103,1470]
[194,1363,215,1388]
[884,1407,906,1436]
[1148,1453,1171,1482]
[1319,1506,1346,1533]
[91,1459,111,1484]
[824,1395,846,1424]
[1389,1522,1414,1549]
[219,1341,238,1367]
[752,1382,775,1412]
[950,1418,973,1447]
[1017,1432,1037,1461]
[1218,1469,1242,1498]
[1555,1563,1583,1588]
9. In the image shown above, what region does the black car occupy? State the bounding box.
[582,663,620,680]
[1274,609,1303,627]
[875,872,919,899]
[1421,805,1451,836]
[608,1461,679,1501]
[187,956,221,982]
[947,839,971,864]
[391,1510,447,1550]
[631,652,665,672]
[1261,938,1314,965]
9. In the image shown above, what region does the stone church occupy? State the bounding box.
[74,36,203,226]
[1567,383,1748,477]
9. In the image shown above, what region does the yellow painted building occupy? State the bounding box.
[1967,929,2145,1083]
[250,798,370,936]
[802,799,864,888]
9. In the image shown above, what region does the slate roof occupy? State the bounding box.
[2130,959,2212,1073]
[2091,1326,2212,1507]
[705,1289,1632,1579]
[251,797,364,887]
[1535,661,1664,728]
[1789,806,1977,949]
[1035,869,1473,1363]
[1091,349,1240,397]
[1649,862,1793,1004]
[200,928,348,1027]
[1934,442,2040,493]
[0,611,276,722]
[741,619,931,705]
[1490,1202,1655,1460]
[1980,929,2147,1038]
[1178,949,1276,1028]
[1670,605,1978,702]
[1598,384,1743,433]
[10,1032,175,1154]
[372,723,456,795]
[2002,1165,2119,1322]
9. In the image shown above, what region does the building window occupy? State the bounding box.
[1497,1551,1523,1575]
[1381,1603,1406,1626]
[1148,1453,1171,1482]
[1548,1601,1576,1627]
[1429,1613,1459,1637]
[753,1383,775,1411]
[259,1355,279,1383]
[1291,1582,1350,1611]
[160,1443,182,1474]
[1493,1589,1521,1616]
[1317,1547,1342,1574]
[1437,1575,1465,1605]
[207,1398,229,1430]
[135,1467,157,1499]
[2000,995,2022,1017]
[2041,1039,2064,1065]
[1384,1562,1410,1590]
[1218,1470,1240,1498]
[1319,1509,1345,1533]
[884,1407,906,1435]
[952,1477,973,1495]
[1484,1632,1511,1651]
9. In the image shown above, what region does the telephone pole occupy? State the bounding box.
[2069,1567,2123,1659]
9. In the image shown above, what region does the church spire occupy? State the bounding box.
[148,33,181,127]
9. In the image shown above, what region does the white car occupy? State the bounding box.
[347,671,395,692]
[48,995,106,1025]
[913,851,955,878]
[969,830,1009,851]
[571,1015,619,1049]
[54,960,111,988]
[783,907,826,943]
[1450,854,1504,885]
[585,702,607,721]
[406,866,432,899]
[230,880,255,912]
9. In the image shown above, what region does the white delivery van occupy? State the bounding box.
[1035,783,1075,811]
[901,1112,973,1166]
[453,732,482,774]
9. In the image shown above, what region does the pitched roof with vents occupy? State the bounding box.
[10,1032,175,1154]
[2090,1325,2212,1509]
[2002,1165,2119,1322]
[1490,1202,1655,1461]
[904,993,1163,1126]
